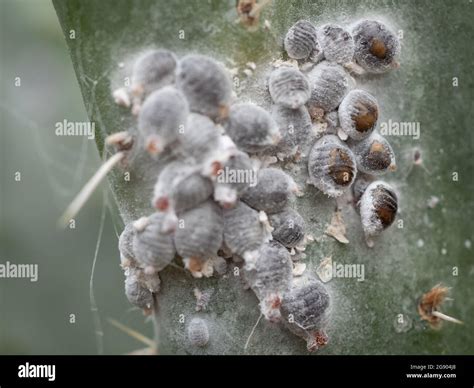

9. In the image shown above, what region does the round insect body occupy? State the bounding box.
[223,201,268,260]
[280,275,330,352]
[152,161,190,211]
[284,20,321,61]
[124,269,154,311]
[360,180,398,244]
[119,223,137,266]
[187,317,210,347]
[224,103,280,154]
[269,207,306,248]
[318,24,355,64]
[152,162,214,214]
[132,213,176,271]
[214,150,255,208]
[307,61,350,116]
[268,67,311,109]
[269,105,313,158]
[241,168,297,214]
[176,54,232,121]
[339,89,379,140]
[173,173,213,213]
[245,241,293,321]
[179,113,221,163]
[138,86,189,157]
[174,200,223,261]
[350,132,396,175]
[308,135,357,197]
[352,20,401,74]
[131,49,177,99]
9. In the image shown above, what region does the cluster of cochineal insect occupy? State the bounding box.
[280,18,400,247]
[113,17,401,352]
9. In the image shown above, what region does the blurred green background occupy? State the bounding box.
[0,0,473,355]
[0,0,144,354]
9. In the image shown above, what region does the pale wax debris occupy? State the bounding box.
[325,211,349,244]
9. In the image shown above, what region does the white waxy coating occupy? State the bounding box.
[118,223,136,265]
[352,20,401,74]
[284,20,321,61]
[318,24,355,64]
[308,135,357,197]
[223,201,267,258]
[138,86,189,155]
[172,172,214,213]
[131,49,177,98]
[350,132,396,175]
[187,317,210,347]
[245,241,293,320]
[360,180,398,239]
[268,67,311,109]
[179,113,221,163]
[214,150,255,207]
[268,104,313,157]
[269,207,306,248]
[339,89,379,140]
[124,268,154,310]
[241,168,295,214]
[225,103,280,153]
[306,61,350,113]
[152,161,194,211]
[174,200,223,260]
[280,275,330,349]
[176,54,232,120]
[132,213,176,271]
[152,161,213,213]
